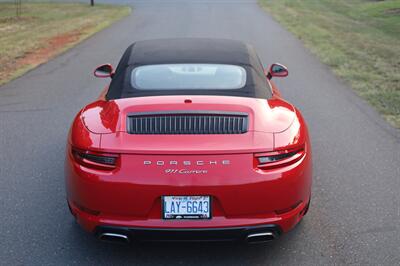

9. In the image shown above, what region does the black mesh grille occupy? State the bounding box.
[127,111,248,135]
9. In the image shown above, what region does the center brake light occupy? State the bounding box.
[254,145,305,170]
[72,147,119,170]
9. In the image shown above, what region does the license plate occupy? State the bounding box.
[163,196,211,219]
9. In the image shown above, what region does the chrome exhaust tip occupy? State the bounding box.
[246,232,276,244]
[98,232,130,244]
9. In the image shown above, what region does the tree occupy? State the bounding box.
[91,0,94,6]
[15,0,22,17]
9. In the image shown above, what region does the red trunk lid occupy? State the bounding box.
[81,95,295,154]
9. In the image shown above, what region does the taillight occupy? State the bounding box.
[254,146,305,170]
[71,147,119,170]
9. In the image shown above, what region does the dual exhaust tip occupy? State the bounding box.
[98,232,130,244]
[98,231,277,244]
[245,232,276,244]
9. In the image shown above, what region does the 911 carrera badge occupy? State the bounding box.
[165,169,208,174]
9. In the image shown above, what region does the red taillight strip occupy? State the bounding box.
[275,201,302,215]
[71,147,119,170]
[73,201,100,216]
[254,146,305,170]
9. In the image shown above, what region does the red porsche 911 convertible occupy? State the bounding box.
[65,38,312,244]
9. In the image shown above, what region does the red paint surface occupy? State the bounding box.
[66,83,312,234]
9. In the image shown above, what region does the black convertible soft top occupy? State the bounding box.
[106,38,271,100]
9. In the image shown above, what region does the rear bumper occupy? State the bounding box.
[95,224,282,242]
[68,196,309,237]
[66,146,312,237]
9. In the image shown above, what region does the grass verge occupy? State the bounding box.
[259,0,400,128]
[0,2,131,86]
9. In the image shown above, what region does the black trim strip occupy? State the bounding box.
[95,224,282,242]
[127,110,249,117]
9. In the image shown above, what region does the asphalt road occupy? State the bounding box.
[1,0,399,265]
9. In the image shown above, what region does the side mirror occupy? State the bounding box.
[266,63,288,80]
[94,64,114,78]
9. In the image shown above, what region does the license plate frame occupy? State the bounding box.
[162,196,212,220]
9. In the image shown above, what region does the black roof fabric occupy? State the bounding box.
[106,38,271,100]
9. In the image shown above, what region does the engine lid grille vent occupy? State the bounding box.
[126,111,248,135]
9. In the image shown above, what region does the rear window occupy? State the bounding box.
[131,64,246,90]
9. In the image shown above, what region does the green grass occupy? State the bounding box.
[0,2,131,85]
[259,0,400,128]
